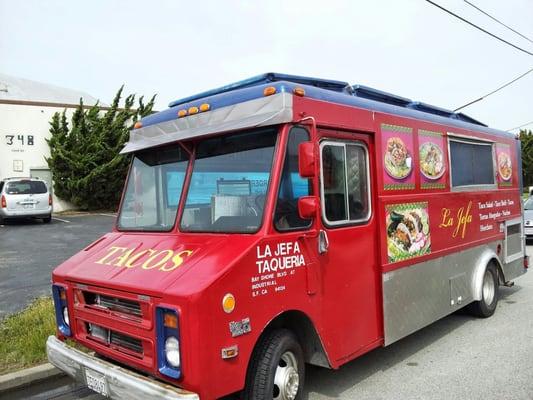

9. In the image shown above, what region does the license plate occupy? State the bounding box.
[23,204,35,209]
[85,368,108,396]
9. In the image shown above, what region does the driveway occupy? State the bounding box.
[0,214,115,319]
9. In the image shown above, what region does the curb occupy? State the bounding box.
[0,363,65,393]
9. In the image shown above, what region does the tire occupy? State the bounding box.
[43,215,52,223]
[243,329,305,400]
[468,262,499,318]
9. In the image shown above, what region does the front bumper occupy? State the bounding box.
[46,336,198,400]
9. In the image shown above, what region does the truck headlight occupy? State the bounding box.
[62,307,70,326]
[52,285,71,337]
[165,336,180,367]
[156,307,181,378]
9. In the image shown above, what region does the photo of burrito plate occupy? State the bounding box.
[419,142,445,180]
[384,137,412,179]
[387,207,430,261]
[498,152,512,181]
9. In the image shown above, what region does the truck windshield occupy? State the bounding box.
[180,128,278,233]
[118,146,189,231]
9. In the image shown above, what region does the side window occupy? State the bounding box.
[274,127,312,231]
[449,138,495,188]
[321,141,370,225]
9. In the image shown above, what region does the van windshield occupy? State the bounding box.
[180,128,278,233]
[118,146,189,231]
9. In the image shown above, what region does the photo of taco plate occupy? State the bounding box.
[387,207,430,261]
[384,136,412,179]
[498,152,512,181]
[419,142,444,180]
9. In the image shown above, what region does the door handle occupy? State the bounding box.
[318,230,329,254]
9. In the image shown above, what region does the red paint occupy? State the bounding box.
[51,92,522,399]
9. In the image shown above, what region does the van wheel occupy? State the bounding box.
[243,329,304,400]
[43,215,52,223]
[468,263,499,318]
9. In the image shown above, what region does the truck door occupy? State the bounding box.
[317,131,381,360]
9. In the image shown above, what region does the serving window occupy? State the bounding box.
[448,137,496,190]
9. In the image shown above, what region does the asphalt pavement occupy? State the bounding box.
[0,214,115,319]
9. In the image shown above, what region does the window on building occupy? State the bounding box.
[320,141,370,225]
[449,138,495,188]
[274,127,312,231]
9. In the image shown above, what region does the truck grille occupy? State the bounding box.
[83,292,142,318]
[72,284,156,371]
[98,295,142,317]
[110,331,143,354]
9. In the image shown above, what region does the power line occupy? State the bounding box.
[464,0,533,45]
[507,121,533,132]
[424,0,533,57]
[454,67,533,111]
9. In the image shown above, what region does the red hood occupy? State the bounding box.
[53,231,258,297]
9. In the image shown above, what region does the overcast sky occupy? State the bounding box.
[1,0,532,132]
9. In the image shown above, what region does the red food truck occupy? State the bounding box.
[47,73,527,400]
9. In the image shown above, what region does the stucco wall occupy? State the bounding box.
[0,103,76,212]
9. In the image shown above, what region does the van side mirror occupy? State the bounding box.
[298,142,315,178]
[298,196,318,220]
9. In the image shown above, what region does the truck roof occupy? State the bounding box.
[123,73,515,154]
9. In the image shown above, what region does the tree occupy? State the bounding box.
[46,87,155,210]
[519,129,533,190]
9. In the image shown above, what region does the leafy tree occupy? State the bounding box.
[46,87,155,210]
[519,129,533,190]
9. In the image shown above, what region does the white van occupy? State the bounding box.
[0,177,53,223]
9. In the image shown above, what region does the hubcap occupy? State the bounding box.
[273,351,299,400]
[482,269,495,305]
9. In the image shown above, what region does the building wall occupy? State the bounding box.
[0,103,76,212]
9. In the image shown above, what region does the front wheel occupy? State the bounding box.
[243,329,305,400]
[468,262,499,318]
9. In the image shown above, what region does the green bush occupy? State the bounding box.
[46,87,155,210]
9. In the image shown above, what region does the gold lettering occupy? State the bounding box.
[95,246,127,265]
[160,250,193,272]
[453,201,472,239]
[142,250,174,270]
[439,208,453,228]
[112,248,135,267]
[124,249,153,268]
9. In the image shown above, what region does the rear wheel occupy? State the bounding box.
[43,215,52,223]
[243,329,305,400]
[468,262,499,318]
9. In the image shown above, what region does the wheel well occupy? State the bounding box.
[258,310,331,368]
[490,257,506,285]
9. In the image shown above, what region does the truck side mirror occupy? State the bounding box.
[298,196,318,220]
[298,142,315,178]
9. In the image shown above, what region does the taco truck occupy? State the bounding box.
[46,73,527,400]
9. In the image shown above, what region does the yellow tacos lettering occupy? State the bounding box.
[95,247,193,272]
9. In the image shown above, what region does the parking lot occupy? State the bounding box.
[0,214,115,319]
[2,216,533,399]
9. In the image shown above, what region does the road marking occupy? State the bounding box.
[52,217,71,223]
[99,213,117,217]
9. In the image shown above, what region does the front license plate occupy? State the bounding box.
[85,368,109,396]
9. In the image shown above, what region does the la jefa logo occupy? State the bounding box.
[438,201,473,239]
[95,246,193,272]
